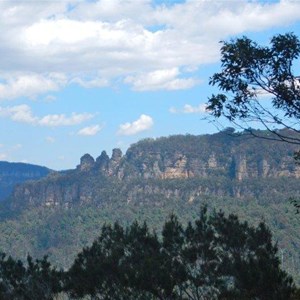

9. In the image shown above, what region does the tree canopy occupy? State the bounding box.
[0,208,297,299]
[207,33,300,146]
[66,208,295,300]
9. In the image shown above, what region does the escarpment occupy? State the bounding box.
[8,130,300,210]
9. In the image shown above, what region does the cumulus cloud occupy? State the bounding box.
[118,114,153,136]
[0,104,37,123]
[0,104,94,127]
[125,68,200,91]
[0,73,66,100]
[39,113,93,127]
[0,1,299,94]
[170,103,207,114]
[78,124,103,136]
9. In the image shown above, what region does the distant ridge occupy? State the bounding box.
[0,129,300,283]
[9,128,300,210]
[0,161,51,201]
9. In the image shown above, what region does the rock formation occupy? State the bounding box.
[8,130,300,210]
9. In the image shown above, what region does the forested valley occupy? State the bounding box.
[0,129,300,299]
[2,32,300,297]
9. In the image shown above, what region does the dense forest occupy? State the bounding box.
[0,11,299,300]
[0,208,298,299]
[0,130,299,292]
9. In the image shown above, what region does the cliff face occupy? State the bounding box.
[73,134,300,181]
[8,130,300,210]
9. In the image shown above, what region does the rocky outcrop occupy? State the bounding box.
[108,149,123,177]
[233,155,248,181]
[161,154,189,179]
[61,133,300,182]
[8,130,300,209]
[77,149,123,176]
[78,154,95,171]
[96,151,109,172]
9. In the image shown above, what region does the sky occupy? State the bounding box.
[0,0,300,170]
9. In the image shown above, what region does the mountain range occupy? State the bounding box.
[0,128,299,282]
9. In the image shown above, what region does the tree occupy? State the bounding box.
[65,209,295,300]
[65,222,131,300]
[211,212,294,300]
[207,33,300,147]
[124,220,176,300]
[181,207,222,300]
[161,214,187,299]
[0,253,62,300]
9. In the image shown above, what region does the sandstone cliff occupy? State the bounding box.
[8,130,300,210]
[74,132,300,180]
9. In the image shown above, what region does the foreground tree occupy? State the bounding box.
[207,32,300,212]
[211,212,294,300]
[0,211,295,299]
[66,208,295,299]
[207,33,300,146]
[0,254,62,300]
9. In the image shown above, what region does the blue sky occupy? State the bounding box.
[0,0,299,170]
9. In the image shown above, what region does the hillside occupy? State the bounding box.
[0,129,300,282]
[0,161,51,201]
[7,129,300,210]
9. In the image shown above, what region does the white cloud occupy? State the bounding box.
[13,144,22,150]
[0,0,299,94]
[44,95,57,102]
[0,153,7,160]
[0,104,37,124]
[71,77,109,89]
[0,104,94,127]
[125,68,200,91]
[46,136,55,143]
[78,124,103,136]
[0,73,66,100]
[170,103,207,114]
[169,107,177,114]
[39,113,93,127]
[118,114,153,136]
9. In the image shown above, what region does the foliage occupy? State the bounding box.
[0,254,62,300]
[0,131,300,287]
[207,33,300,146]
[65,208,294,299]
[0,175,300,283]
[0,210,297,299]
